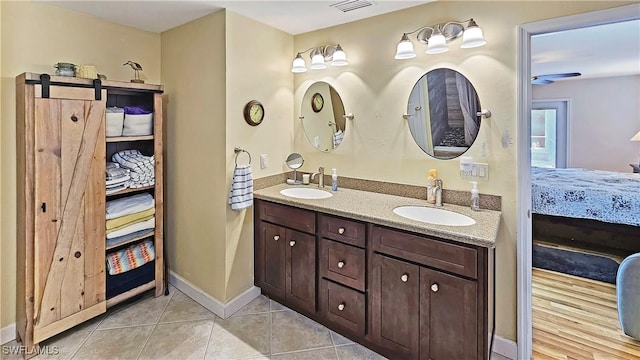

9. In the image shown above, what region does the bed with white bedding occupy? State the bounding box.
[531,167,640,252]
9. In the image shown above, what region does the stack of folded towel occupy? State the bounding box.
[112,149,155,188]
[106,193,155,248]
[106,239,155,275]
[106,162,131,195]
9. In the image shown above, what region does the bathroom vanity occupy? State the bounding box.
[254,184,500,360]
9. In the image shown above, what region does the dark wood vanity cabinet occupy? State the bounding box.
[254,200,490,360]
[255,200,316,315]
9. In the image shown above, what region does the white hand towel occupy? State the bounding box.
[106,193,155,220]
[228,165,253,211]
[333,130,344,149]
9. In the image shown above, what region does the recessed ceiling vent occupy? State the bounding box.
[330,0,373,13]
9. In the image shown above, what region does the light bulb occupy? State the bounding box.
[426,32,448,54]
[394,34,416,60]
[310,53,326,70]
[331,45,348,66]
[291,54,307,73]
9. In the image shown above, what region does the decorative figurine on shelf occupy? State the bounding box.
[123,61,144,83]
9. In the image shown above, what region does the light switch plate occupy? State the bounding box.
[260,154,268,169]
[460,162,489,181]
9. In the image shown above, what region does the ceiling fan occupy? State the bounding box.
[531,72,581,85]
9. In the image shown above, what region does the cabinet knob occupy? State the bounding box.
[431,283,439,292]
[273,235,280,241]
[289,240,296,247]
[337,261,345,269]
[337,303,345,311]
[338,227,345,235]
[401,274,409,282]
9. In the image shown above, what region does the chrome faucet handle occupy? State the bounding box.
[311,167,325,188]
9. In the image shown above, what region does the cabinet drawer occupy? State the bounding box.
[319,239,365,291]
[371,226,477,279]
[318,214,365,247]
[257,200,315,234]
[320,279,365,336]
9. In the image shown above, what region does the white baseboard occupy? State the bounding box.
[1,323,16,345]
[168,270,260,319]
[492,335,517,359]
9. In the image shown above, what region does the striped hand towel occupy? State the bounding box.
[333,130,344,149]
[228,164,253,211]
[106,239,155,275]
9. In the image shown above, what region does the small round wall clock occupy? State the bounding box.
[311,93,324,113]
[243,100,264,126]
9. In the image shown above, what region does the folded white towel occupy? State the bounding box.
[112,150,155,173]
[228,165,253,211]
[105,182,130,195]
[106,217,155,239]
[106,193,155,220]
[106,175,131,186]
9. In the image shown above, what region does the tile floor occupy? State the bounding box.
[2,286,386,360]
[2,286,508,360]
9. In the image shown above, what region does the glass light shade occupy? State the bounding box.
[331,48,348,66]
[394,37,416,59]
[460,26,487,48]
[631,130,640,141]
[425,33,449,54]
[310,53,326,70]
[291,55,307,73]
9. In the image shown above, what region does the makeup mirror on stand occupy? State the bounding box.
[285,153,304,184]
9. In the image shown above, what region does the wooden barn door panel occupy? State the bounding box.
[32,87,106,340]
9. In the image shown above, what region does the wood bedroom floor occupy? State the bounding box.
[532,268,640,359]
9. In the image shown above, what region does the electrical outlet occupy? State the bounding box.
[260,154,268,169]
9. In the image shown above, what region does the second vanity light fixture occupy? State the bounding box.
[395,18,486,59]
[291,44,348,73]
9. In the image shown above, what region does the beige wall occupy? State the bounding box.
[0,1,161,329]
[224,12,294,301]
[161,11,228,301]
[161,10,293,303]
[292,1,632,341]
[533,75,640,172]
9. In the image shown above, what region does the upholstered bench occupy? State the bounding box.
[617,253,640,340]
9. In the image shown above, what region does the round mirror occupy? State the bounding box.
[301,82,346,152]
[285,153,304,169]
[406,68,481,159]
[285,153,304,185]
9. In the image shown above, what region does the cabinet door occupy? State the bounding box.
[257,222,286,300]
[286,230,316,314]
[33,88,107,342]
[420,267,478,360]
[370,254,419,359]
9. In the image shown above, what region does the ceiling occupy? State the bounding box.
[531,19,640,82]
[39,0,434,35]
[39,1,639,81]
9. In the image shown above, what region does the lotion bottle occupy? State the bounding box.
[470,181,480,211]
[331,168,338,191]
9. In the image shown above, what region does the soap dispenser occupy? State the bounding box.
[470,181,480,211]
[331,168,338,191]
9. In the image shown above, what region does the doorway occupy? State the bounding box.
[516,4,640,359]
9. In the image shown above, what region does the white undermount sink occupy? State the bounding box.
[280,187,333,200]
[393,205,476,227]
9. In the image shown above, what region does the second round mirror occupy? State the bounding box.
[301,82,346,152]
[406,68,481,159]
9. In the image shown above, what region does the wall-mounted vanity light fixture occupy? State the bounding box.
[292,44,348,73]
[395,18,486,59]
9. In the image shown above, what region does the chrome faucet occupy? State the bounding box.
[311,167,325,188]
[432,179,443,207]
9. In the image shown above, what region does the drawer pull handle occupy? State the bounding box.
[289,240,296,247]
[273,235,280,241]
[338,227,345,235]
[337,303,345,311]
[431,283,439,292]
[401,274,409,282]
[337,261,345,269]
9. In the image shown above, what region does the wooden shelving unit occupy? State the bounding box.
[107,185,155,197]
[106,135,154,143]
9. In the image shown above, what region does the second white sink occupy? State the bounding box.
[280,187,333,200]
[393,205,476,226]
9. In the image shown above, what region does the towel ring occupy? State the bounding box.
[234,147,251,165]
